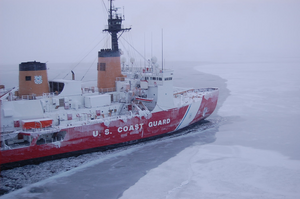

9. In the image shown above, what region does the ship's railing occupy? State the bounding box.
[81,87,117,94]
[20,94,37,100]
[2,91,57,101]
[197,87,219,92]
[24,92,55,99]
[173,88,218,99]
[98,87,116,93]
[82,87,98,94]
[173,89,195,96]
[42,92,56,98]
[121,66,164,76]
[0,87,18,101]
[121,66,146,73]
[0,87,12,99]
[116,77,126,82]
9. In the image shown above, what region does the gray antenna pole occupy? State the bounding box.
[162,29,164,71]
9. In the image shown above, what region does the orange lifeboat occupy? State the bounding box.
[21,118,53,130]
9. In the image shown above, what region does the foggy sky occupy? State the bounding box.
[0,0,300,65]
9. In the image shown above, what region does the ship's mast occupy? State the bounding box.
[97,0,130,90]
[103,0,131,51]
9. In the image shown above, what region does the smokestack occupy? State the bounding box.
[97,49,122,90]
[19,61,49,96]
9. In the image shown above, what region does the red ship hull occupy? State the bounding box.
[0,92,218,168]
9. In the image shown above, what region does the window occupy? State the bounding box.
[25,76,31,81]
[100,63,106,71]
[49,81,64,94]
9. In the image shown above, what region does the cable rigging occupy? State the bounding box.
[81,56,98,81]
[120,37,147,63]
[57,35,106,80]
[101,0,108,12]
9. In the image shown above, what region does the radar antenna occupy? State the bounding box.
[103,0,131,51]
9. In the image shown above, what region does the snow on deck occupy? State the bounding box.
[173,87,204,107]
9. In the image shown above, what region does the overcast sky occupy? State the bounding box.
[1,0,300,65]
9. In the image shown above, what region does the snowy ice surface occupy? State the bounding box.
[120,145,300,199]
[197,62,300,159]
